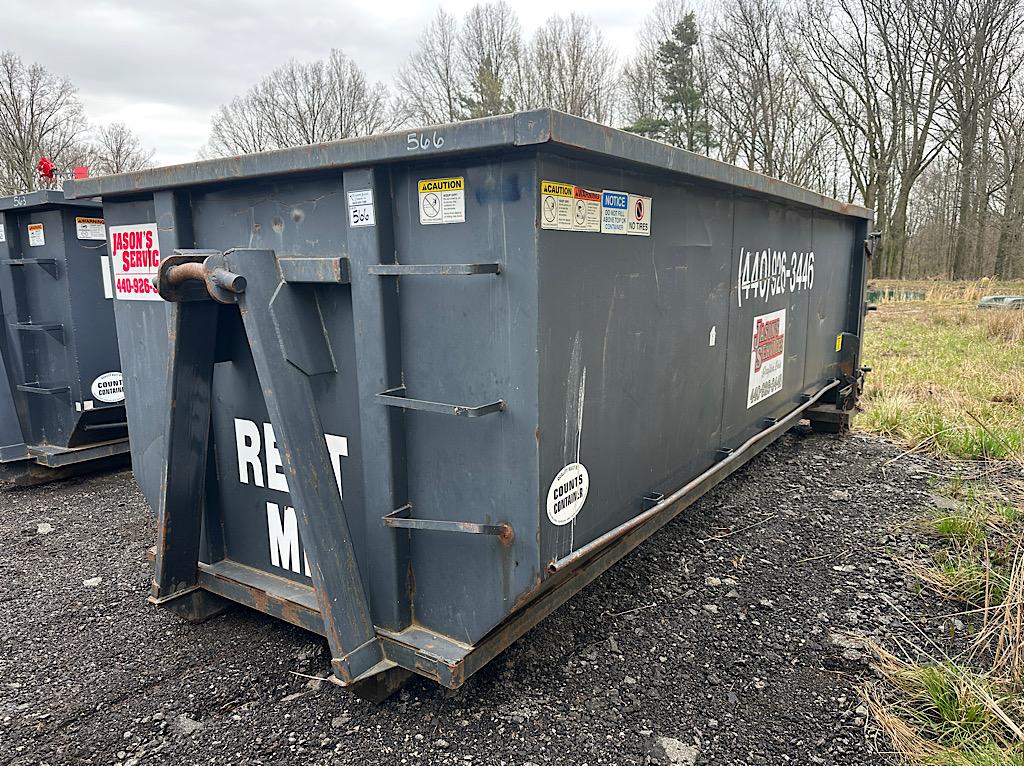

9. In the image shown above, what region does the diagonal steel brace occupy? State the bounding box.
[155,248,384,682]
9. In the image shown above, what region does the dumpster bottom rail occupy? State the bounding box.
[547,378,842,574]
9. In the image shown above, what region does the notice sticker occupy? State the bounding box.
[601,190,629,234]
[418,177,465,225]
[540,180,574,231]
[347,189,375,228]
[747,308,786,408]
[627,194,652,236]
[572,187,601,232]
[0,223,5,242]
[27,223,44,247]
[110,223,162,301]
[546,462,590,526]
[76,216,106,240]
[90,371,125,403]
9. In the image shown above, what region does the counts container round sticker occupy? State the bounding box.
[546,462,590,526]
[91,372,125,403]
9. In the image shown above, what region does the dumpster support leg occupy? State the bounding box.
[150,300,229,622]
[225,248,384,682]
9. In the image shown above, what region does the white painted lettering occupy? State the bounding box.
[235,418,263,487]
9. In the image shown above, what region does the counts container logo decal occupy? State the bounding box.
[546,462,590,526]
[747,308,786,408]
[91,372,125,403]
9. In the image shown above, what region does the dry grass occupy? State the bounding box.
[871,278,1024,305]
[856,281,1024,461]
[867,472,1024,764]
[986,312,1024,346]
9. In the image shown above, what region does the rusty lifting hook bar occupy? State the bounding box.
[383,504,514,545]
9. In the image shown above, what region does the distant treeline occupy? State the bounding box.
[3,0,1022,280]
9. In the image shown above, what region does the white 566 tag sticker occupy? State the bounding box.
[546,462,590,526]
[347,189,375,228]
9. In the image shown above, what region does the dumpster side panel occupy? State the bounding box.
[536,160,863,569]
[391,155,541,642]
[535,154,734,566]
[103,198,165,505]
[59,208,126,445]
[720,198,815,447]
[804,213,861,382]
[0,211,30,459]
[11,208,75,445]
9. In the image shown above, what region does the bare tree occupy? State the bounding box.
[523,14,617,122]
[945,0,1024,278]
[459,2,522,117]
[396,9,465,124]
[707,0,829,187]
[992,82,1024,278]
[88,122,154,176]
[0,51,89,194]
[207,49,395,156]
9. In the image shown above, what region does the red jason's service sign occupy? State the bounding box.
[109,223,162,301]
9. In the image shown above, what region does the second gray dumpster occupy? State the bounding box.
[65,110,871,696]
[0,191,129,481]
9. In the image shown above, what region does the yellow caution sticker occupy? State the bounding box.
[540,180,575,231]
[418,177,465,225]
[418,177,464,193]
[835,334,843,352]
[541,180,573,197]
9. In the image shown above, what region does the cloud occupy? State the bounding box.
[5,0,650,164]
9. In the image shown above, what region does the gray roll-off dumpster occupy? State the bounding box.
[64,110,872,698]
[0,191,129,482]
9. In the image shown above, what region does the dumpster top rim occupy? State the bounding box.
[63,109,872,220]
[0,189,101,213]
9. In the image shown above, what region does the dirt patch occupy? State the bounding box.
[1,428,952,765]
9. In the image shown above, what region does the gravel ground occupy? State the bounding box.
[1,428,952,766]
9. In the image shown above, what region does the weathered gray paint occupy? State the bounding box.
[66,111,871,688]
[0,191,128,473]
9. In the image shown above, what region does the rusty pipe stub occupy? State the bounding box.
[163,261,208,287]
[156,251,247,304]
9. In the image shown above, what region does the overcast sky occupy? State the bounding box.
[4,0,657,166]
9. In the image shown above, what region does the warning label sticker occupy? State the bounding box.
[540,180,574,231]
[572,187,601,232]
[0,223,5,242]
[110,223,162,301]
[627,194,652,236]
[419,177,465,225]
[76,216,106,240]
[27,223,44,247]
[546,462,590,526]
[601,190,629,234]
[747,308,786,408]
[347,189,375,228]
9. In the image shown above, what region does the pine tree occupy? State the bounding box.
[625,13,712,153]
